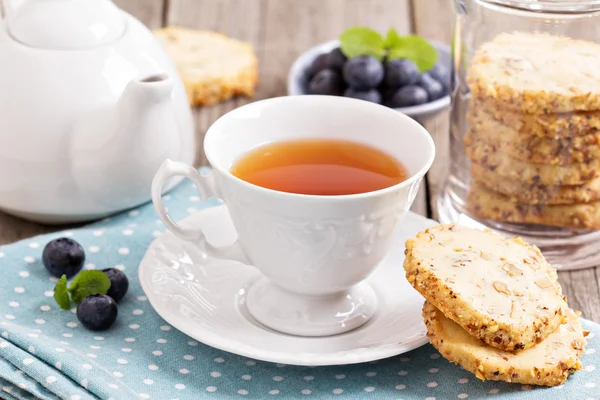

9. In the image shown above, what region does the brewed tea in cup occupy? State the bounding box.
[230,138,409,195]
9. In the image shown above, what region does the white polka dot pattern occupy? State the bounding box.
[0,174,597,400]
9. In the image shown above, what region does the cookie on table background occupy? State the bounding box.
[470,163,600,205]
[423,301,585,386]
[155,26,258,106]
[468,181,600,230]
[467,32,600,114]
[468,109,600,164]
[403,223,567,352]
[465,136,600,185]
[471,98,600,139]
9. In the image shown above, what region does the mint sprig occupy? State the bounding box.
[387,35,438,72]
[54,275,70,310]
[339,27,438,72]
[383,28,403,49]
[53,270,111,309]
[340,27,386,61]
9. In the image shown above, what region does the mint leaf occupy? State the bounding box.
[54,275,70,310]
[387,35,439,72]
[68,270,111,304]
[339,26,386,60]
[383,28,403,49]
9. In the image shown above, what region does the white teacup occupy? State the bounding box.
[152,95,435,337]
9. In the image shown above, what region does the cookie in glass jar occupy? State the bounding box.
[467,32,600,114]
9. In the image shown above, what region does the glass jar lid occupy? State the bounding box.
[482,0,600,13]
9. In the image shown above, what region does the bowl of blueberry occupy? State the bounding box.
[288,27,451,119]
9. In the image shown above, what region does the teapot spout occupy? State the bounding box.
[109,73,183,168]
[70,72,190,209]
[122,73,174,109]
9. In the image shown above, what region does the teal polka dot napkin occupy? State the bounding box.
[0,169,599,400]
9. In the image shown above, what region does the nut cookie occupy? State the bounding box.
[471,163,600,205]
[469,181,600,230]
[404,224,567,352]
[423,301,585,386]
[465,136,600,185]
[471,98,600,139]
[468,109,600,164]
[155,26,258,106]
[467,32,600,114]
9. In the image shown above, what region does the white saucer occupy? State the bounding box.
[139,205,436,366]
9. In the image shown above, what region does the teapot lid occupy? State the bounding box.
[7,0,126,50]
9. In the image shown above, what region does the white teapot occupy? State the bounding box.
[0,0,195,223]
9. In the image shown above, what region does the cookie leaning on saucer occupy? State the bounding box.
[467,32,600,114]
[423,301,585,386]
[404,223,567,352]
[155,26,258,106]
[468,108,600,164]
[469,181,600,230]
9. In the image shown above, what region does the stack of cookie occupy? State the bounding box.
[404,224,587,386]
[464,32,600,230]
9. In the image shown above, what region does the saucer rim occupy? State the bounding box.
[139,205,434,366]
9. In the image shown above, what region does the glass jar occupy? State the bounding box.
[438,0,600,270]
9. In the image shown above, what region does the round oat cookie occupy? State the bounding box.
[465,135,600,185]
[423,301,584,387]
[471,163,600,205]
[467,32,600,114]
[154,27,258,106]
[404,223,567,352]
[468,108,600,164]
[469,181,600,230]
[471,98,600,139]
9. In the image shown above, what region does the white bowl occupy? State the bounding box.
[287,39,451,119]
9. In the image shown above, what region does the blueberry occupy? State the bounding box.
[76,294,118,331]
[343,88,381,104]
[42,238,85,278]
[326,47,347,71]
[308,53,329,78]
[387,85,428,108]
[343,56,384,90]
[102,268,129,303]
[380,86,397,104]
[383,59,419,88]
[308,69,344,95]
[428,62,450,90]
[418,72,445,101]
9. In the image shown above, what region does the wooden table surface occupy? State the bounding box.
[1,0,599,322]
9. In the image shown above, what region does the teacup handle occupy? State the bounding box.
[151,159,249,264]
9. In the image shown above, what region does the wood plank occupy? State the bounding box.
[113,0,165,29]
[409,0,453,219]
[560,270,600,323]
[414,110,450,219]
[0,213,58,246]
[343,0,412,35]
[166,0,265,166]
[411,0,454,44]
